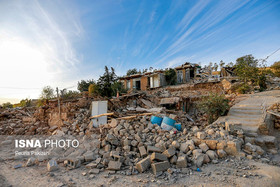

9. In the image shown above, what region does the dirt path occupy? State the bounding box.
[1,157,280,187]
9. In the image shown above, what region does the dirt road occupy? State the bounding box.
[1,156,280,187]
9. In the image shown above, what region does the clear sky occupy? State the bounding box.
[0,0,280,103]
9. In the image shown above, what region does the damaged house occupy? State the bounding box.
[175,62,200,83]
[119,62,202,92]
[120,70,166,91]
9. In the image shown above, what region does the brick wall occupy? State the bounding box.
[141,76,148,91]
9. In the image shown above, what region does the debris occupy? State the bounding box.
[47,159,58,172]
[217,149,227,158]
[197,132,206,140]
[151,161,170,174]
[107,161,122,170]
[25,157,37,167]
[147,146,161,153]
[176,156,188,168]
[65,159,81,169]
[150,152,168,162]
[136,156,151,173]
[13,164,22,169]
[89,168,100,174]
[139,146,147,157]
[163,147,176,158]
[199,143,209,153]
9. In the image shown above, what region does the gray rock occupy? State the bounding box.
[47,159,58,172]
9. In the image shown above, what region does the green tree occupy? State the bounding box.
[165,68,177,85]
[111,82,126,96]
[226,62,234,67]
[234,55,259,83]
[77,79,95,92]
[199,93,230,123]
[36,86,55,107]
[40,86,54,99]
[2,102,13,109]
[97,66,118,97]
[126,68,139,76]
[19,99,31,107]
[60,89,80,99]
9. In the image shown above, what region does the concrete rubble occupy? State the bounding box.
[0,86,280,180]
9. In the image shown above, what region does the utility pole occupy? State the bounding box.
[56,87,61,118]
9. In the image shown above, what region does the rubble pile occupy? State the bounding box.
[0,108,49,135]
[1,89,279,178]
[269,103,280,130]
[55,115,278,176]
[149,82,223,98]
[0,98,92,136]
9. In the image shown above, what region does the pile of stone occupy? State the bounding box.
[0,98,91,136]
[0,108,49,135]
[269,102,280,130]
[58,115,276,176]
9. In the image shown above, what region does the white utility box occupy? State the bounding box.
[91,101,108,127]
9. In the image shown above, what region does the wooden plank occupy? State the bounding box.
[117,112,154,120]
[267,110,280,118]
[90,112,114,119]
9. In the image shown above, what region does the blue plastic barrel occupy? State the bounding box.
[175,123,182,131]
[151,116,163,126]
[161,116,176,130]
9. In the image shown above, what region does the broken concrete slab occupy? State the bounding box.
[107,161,122,170]
[176,156,187,168]
[151,161,170,174]
[151,152,168,162]
[147,146,161,153]
[138,146,147,157]
[89,168,100,174]
[163,147,176,158]
[136,156,151,173]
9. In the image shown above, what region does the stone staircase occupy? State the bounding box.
[217,90,280,134]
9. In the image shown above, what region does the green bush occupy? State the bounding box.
[236,83,251,94]
[40,86,55,99]
[199,93,230,124]
[97,66,118,97]
[234,55,259,83]
[2,102,13,109]
[111,82,127,96]
[36,98,46,107]
[19,99,32,107]
[60,90,80,99]
[77,79,95,92]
